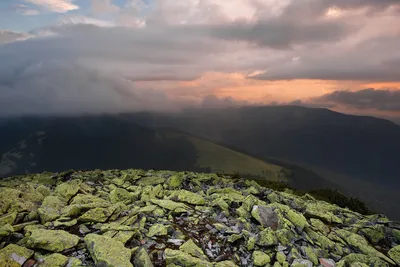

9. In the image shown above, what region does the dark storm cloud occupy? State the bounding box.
[210,19,351,49]
[313,88,400,111]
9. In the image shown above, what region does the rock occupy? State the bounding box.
[38,196,64,223]
[214,261,239,267]
[147,224,169,237]
[305,202,342,224]
[138,176,166,186]
[0,244,34,266]
[165,248,213,267]
[55,180,81,202]
[252,251,270,266]
[133,248,154,267]
[109,188,132,204]
[0,224,14,237]
[301,246,319,265]
[0,212,17,227]
[78,207,114,223]
[359,225,385,244]
[291,259,313,267]
[276,252,286,263]
[174,190,205,205]
[113,231,135,245]
[310,218,330,235]
[251,205,279,229]
[319,258,336,267]
[150,199,189,212]
[257,228,278,246]
[168,175,183,189]
[36,253,68,267]
[334,229,395,264]
[84,234,133,267]
[269,203,309,231]
[336,254,389,267]
[66,257,83,267]
[179,239,205,259]
[36,185,51,197]
[25,229,79,252]
[388,245,400,265]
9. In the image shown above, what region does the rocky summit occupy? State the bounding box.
[0,169,399,267]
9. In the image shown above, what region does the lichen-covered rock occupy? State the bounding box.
[165,248,213,267]
[150,199,189,212]
[252,251,270,266]
[37,253,68,267]
[179,239,205,259]
[335,229,395,264]
[388,245,400,265]
[0,244,34,266]
[84,234,133,267]
[133,248,154,267]
[109,188,132,204]
[173,190,205,205]
[0,212,17,227]
[336,253,389,267]
[78,207,114,223]
[38,196,64,223]
[24,229,79,252]
[147,223,169,237]
[257,228,278,246]
[55,179,81,201]
[0,168,399,267]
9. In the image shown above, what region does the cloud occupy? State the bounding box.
[13,4,40,15]
[91,0,120,14]
[0,30,33,45]
[1,0,400,116]
[202,95,251,109]
[25,0,79,13]
[210,19,353,49]
[312,88,400,111]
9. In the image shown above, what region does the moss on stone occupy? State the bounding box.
[37,253,68,267]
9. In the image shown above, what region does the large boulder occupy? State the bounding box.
[24,229,79,252]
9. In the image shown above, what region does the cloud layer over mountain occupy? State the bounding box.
[0,0,399,117]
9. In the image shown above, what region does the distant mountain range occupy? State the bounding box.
[1,106,399,219]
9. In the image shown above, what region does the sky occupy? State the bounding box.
[0,0,400,123]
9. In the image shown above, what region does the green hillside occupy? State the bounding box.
[158,131,288,182]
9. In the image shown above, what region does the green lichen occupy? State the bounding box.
[173,190,205,205]
[179,239,206,259]
[25,229,79,252]
[252,251,271,266]
[133,248,154,267]
[37,253,68,267]
[147,223,169,237]
[388,245,400,266]
[55,179,81,201]
[85,234,133,267]
[0,244,33,266]
[38,196,64,223]
[165,248,213,267]
[257,228,278,246]
[109,188,132,204]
